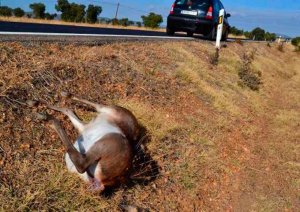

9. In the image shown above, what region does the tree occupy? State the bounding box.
[251,27,265,40]
[55,0,70,13]
[0,6,13,17]
[244,31,251,39]
[86,4,102,24]
[13,8,25,17]
[229,26,244,36]
[55,0,71,21]
[119,18,130,27]
[55,0,85,22]
[29,3,46,19]
[291,37,300,46]
[141,13,163,28]
[136,21,142,27]
[291,37,300,51]
[69,3,85,22]
[112,18,119,25]
[264,32,276,41]
[45,13,57,20]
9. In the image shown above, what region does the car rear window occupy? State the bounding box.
[175,0,211,10]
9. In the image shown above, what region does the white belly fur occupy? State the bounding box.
[65,114,122,182]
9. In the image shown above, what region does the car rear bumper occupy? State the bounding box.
[167,15,213,34]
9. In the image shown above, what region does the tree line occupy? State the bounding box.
[230,26,277,41]
[292,37,300,51]
[0,0,164,28]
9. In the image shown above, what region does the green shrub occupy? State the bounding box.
[0,6,13,17]
[55,0,86,22]
[29,3,46,19]
[86,4,102,24]
[141,13,163,28]
[45,13,57,20]
[291,37,300,51]
[13,8,25,17]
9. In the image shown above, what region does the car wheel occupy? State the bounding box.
[166,27,175,36]
[187,31,194,37]
[204,26,216,41]
[221,29,229,41]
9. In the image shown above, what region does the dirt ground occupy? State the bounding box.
[0,40,299,211]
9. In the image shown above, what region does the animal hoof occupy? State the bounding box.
[26,100,38,107]
[121,205,140,212]
[60,91,71,98]
[35,112,49,121]
[88,178,105,192]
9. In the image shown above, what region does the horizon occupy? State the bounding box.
[1,0,299,37]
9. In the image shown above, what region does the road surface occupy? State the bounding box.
[0,21,196,43]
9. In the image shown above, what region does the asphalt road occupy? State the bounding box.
[0,21,251,43]
[0,21,168,36]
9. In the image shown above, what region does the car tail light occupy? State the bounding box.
[170,3,175,14]
[206,6,213,20]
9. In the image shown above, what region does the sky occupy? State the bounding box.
[1,0,300,37]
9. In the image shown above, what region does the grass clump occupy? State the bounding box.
[277,42,284,52]
[238,52,262,91]
[210,49,219,66]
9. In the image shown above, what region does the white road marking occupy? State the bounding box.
[0,31,195,40]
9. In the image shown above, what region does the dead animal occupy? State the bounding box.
[43,97,140,192]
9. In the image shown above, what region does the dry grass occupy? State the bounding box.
[0,40,299,211]
[0,16,165,32]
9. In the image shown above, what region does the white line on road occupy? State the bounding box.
[0,31,195,40]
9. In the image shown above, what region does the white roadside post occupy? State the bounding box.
[213,9,225,65]
[216,9,225,49]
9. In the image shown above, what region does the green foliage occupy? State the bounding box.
[291,37,300,47]
[111,18,134,27]
[86,4,102,24]
[55,0,70,12]
[229,26,244,36]
[29,3,46,19]
[0,6,13,17]
[55,0,85,22]
[136,21,142,27]
[119,18,130,26]
[112,18,119,25]
[13,7,25,17]
[292,37,300,52]
[69,3,86,22]
[141,12,163,28]
[251,27,265,40]
[45,13,57,20]
[231,26,276,41]
[244,31,251,38]
[264,32,276,41]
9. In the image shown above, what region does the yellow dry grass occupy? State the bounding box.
[0,40,299,211]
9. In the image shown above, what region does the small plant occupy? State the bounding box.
[238,52,262,91]
[267,43,271,48]
[235,38,243,46]
[210,49,219,66]
[277,42,284,52]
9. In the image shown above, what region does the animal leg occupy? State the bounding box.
[72,97,104,113]
[49,117,100,174]
[47,105,85,133]
[88,178,105,192]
